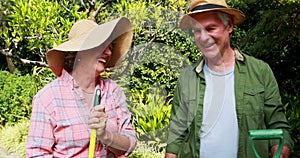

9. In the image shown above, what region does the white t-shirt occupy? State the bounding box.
[200,64,239,158]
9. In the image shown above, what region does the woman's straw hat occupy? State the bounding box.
[180,0,245,29]
[46,17,133,76]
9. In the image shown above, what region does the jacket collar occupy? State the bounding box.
[195,48,244,73]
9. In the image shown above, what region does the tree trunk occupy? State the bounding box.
[6,56,15,73]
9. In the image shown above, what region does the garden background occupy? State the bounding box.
[0,0,299,157]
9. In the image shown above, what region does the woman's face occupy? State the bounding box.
[96,44,112,74]
[73,43,112,77]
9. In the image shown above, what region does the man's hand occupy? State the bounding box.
[165,152,177,158]
[271,145,291,158]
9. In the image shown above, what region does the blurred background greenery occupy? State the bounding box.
[0,0,299,157]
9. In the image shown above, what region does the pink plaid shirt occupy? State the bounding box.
[26,69,136,157]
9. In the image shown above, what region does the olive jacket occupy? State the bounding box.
[166,50,294,158]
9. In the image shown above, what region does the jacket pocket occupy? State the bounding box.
[243,86,265,113]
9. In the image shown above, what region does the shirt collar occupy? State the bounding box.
[59,69,105,93]
[58,69,76,90]
[195,48,244,73]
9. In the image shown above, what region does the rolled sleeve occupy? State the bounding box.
[118,102,137,156]
[109,79,137,156]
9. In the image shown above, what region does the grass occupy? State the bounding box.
[0,119,29,158]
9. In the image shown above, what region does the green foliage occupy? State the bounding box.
[128,141,164,158]
[0,0,299,156]
[128,62,179,98]
[107,2,192,149]
[107,0,199,63]
[278,0,300,4]
[2,0,86,74]
[231,0,300,154]
[129,88,171,133]
[31,66,56,86]
[0,118,29,157]
[283,92,300,157]
[128,88,171,151]
[0,0,14,71]
[240,2,300,97]
[284,94,300,143]
[0,71,36,125]
[0,67,54,126]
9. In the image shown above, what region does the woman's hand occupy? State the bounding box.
[88,103,132,156]
[88,104,108,139]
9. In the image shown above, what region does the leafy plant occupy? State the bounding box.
[128,141,165,158]
[127,88,172,152]
[31,66,55,86]
[0,118,29,157]
[0,67,54,126]
[130,89,171,132]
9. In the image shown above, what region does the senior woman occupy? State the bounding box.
[26,17,136,157]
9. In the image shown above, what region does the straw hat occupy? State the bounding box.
[179,0,245,29]
[46,17,133,76]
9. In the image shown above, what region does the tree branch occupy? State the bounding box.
[0,49,48,67]
[80,0,89,12]
[61,3,70,12]
[92,0,111,19]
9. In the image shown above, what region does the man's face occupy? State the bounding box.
[191,11,233,59]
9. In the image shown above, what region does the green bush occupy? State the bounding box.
[283,93,300,157]
[0,67,54,126]
[0,71,37,126]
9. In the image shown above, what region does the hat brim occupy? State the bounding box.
[46,17,133,76]
[179,8,245,29]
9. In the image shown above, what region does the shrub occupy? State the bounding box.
[0,71,37,126]
[0,67,54,126]
[283,93,300,157]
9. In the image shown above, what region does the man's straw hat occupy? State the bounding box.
[180,0,245,29]
[46,17,133,76]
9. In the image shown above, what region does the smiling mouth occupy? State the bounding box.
[205,43,215,48]
[97,58,106,64]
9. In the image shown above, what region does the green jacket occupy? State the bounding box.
[166,50,293,158]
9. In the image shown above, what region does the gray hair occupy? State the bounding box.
[216,11,232,27]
